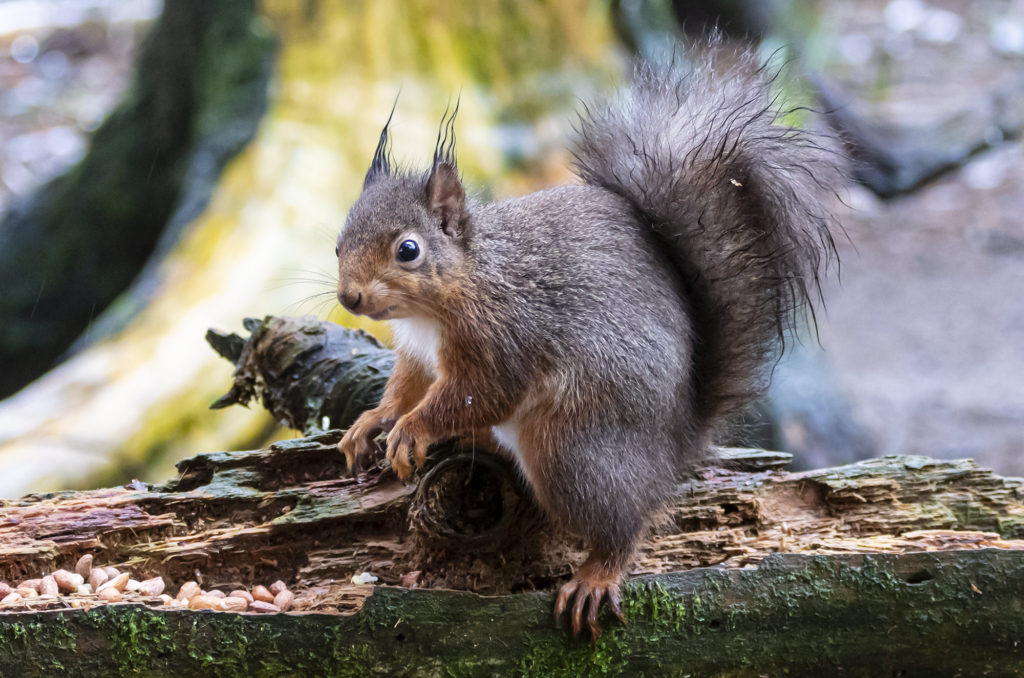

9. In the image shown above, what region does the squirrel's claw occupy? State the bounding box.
[553,578,578,625]
[385,413,432,481]
[387,437,413,480]
[339,414,383,477]
[554,564,625,641]
[607,584,625,624]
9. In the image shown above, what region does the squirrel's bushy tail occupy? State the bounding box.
[574,46,842,441]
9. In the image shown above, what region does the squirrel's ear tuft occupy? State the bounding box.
[364,95,399,189]
[427,98,464,237]
[426,162,465,237]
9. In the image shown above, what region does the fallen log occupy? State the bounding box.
[1,317,1023,676]
[1,431,1023,676]
[2,549,1023,677]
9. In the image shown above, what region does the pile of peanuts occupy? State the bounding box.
[0,554,164,607]
[0,554,294,613]
[167,579,294,613]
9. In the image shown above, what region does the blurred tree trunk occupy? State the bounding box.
[0,0,275,398]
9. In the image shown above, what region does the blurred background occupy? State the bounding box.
[0,0,1021,496]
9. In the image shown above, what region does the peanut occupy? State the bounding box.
[97,572,129,593]
[54,569,84,593]
[272,589,294,612]
[251,585,274,603]
[39,575,59,598]
[97,588,121,603]
[89,568,108,591]
[176,581,200,601]
[189,595,225,611]
[74,554,93,578]
[229,589,253,603]
[138,577,165,597]
[222,596,249,612]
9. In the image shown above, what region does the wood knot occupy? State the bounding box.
[409,449,528,552]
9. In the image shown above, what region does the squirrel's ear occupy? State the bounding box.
[426,162,465,237]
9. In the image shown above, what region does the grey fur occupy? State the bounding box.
[337,46,841,574]
[574,48,841,439]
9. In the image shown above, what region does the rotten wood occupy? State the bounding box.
[1,315,1023,674]
[2,447,1023,678]
[1,434,1023,608]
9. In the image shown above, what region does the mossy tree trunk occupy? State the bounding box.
[0,0,274,398]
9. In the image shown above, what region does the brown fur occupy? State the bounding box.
[338,353,432,472]
[334,44,842,636]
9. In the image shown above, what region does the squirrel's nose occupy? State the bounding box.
[339,290,362,313]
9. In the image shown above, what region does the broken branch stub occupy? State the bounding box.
[206,315,394,435]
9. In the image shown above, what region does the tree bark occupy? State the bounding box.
[1,403,1024,674]
[2,548,1022,678]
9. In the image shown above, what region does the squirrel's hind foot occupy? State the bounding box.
[554,555,626,640]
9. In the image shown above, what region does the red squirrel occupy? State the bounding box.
[334,46,840,638]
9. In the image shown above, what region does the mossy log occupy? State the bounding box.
[3,549,1024,678]
[2,316,1024,675]
[2,436,1024,675]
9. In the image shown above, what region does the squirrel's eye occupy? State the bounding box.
[396,239,420,263]
[334,245,339,257]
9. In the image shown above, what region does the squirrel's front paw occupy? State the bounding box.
[338,407,394,475]
[385,413,433,481]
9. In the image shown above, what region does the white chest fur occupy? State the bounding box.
[390,317,442,377]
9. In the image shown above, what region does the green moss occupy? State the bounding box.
[514,632,631,678]
[104,608,172,676]
[0,615,77,675]
[320,627,373,678]
[3,551,1024,676]
[623,580,688,634]
[997,515,1024,538]
[357,591,402,633]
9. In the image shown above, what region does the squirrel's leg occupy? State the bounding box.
[339,354,432,474]
[520,418,677,639]
[386,371,522,479]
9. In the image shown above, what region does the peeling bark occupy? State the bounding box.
[1,316,1022,674]
[1,432,1022,607]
